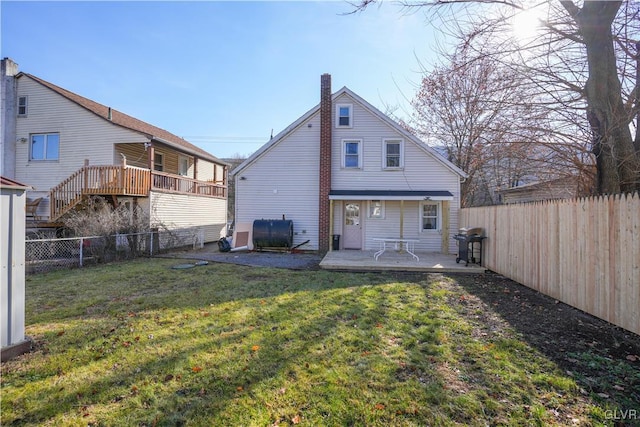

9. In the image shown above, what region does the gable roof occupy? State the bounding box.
[17,73,226,165]
[1,176,31,190]
[232,86,467,178]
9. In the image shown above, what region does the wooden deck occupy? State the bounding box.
[320,250,486,273]
[49,165,226,221]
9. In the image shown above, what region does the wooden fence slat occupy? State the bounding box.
[461,193,640,336]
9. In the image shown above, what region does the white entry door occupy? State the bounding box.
[343,202,362,249]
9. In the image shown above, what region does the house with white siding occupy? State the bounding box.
[232,74,467,253]
[1,58,228,242]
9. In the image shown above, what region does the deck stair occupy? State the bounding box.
[49,165,150,221]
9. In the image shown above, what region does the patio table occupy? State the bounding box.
[373,238,420,262]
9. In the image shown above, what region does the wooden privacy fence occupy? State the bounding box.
[460,193,640,336]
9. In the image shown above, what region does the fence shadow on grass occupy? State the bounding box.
[447,271,640,413]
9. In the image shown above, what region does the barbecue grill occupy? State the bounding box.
[453,227,485,266]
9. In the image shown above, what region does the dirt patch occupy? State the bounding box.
[448,272,640,415]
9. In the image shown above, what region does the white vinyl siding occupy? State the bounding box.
[14,76,148,193]
[149,191,227,243]
[331,92,461,254]
[237,89,462,254]
[14,75,228,231]
[234,112,321,250]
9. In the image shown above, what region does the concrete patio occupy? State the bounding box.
[320,249,486,273]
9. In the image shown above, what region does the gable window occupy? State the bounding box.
[30,133,59,160]
[336,104,352,128]
[18,96,27,116]
[383,139,403,169]
[343,139,362,168]
[421,202,440,231]
[368,200,385,219]
[154,152,164,172]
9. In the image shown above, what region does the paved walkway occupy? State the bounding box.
[164,244,485,273]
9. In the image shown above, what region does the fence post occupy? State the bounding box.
[79,237,84,267]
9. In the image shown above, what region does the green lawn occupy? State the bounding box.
[0,258,629,426]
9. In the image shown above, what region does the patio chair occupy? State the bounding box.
[26,197,43,220]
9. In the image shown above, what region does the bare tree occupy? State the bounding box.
[352,0,640,194]
[409,48,557,206]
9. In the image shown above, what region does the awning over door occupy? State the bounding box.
[328,190,453,201]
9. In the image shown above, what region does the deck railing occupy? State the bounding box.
[151,171,226,198]
[50,165,151,220]
[50,165,226,221]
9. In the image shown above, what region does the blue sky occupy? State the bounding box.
[1,1,443,158]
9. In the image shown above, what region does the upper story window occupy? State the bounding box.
[343,139,362,168]
[154,152,164,172]
[421,202,440,231]
[30,133,59,161]
[383,139,404,169]
[18,96,28,116]
[336,104,352,128]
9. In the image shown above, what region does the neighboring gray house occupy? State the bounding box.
[1,58,228,242]
[497,176,581,204]
[232,74,467,253]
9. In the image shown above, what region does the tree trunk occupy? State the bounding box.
[572,1,640,193]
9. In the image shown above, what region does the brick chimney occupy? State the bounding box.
[318,73,332,252]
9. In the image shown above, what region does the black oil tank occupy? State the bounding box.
[252,219,294,250]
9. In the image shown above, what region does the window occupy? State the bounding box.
[343,139,361,168]
[368,200,385,219]
[336,104,352,128]
[18,96,27,116]
[30,133,59,160]
[383,139,403,169]
[178,156,190,176]
[421,202,440,231]
[154,152,164,172]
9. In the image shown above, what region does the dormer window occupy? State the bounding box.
[18,96,27,116]
[336,104,352,128]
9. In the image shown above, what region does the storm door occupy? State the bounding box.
[343,202,362,249]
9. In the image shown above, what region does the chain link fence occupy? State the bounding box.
[25,228,205,274]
